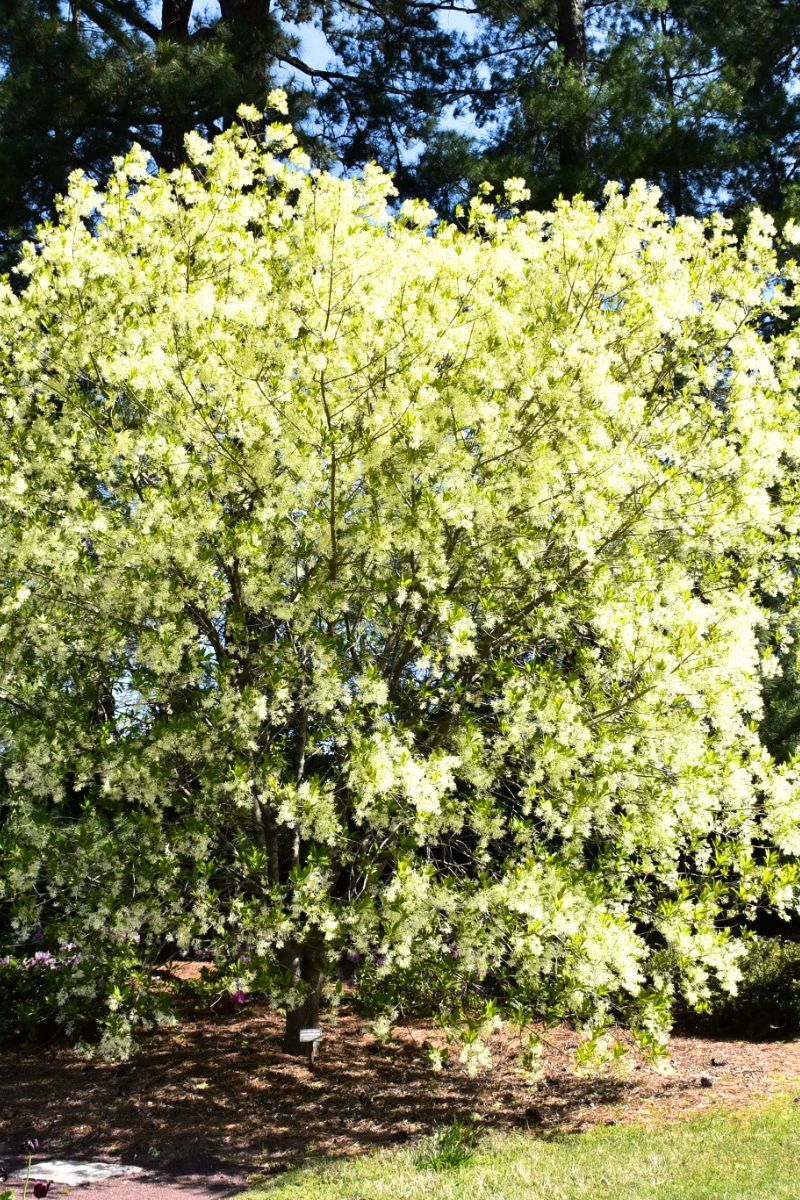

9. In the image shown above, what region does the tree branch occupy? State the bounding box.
[80,0,160,44]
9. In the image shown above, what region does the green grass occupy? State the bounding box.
[244,1096,800,1200]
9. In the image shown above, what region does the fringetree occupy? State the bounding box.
[2,103,800,1058]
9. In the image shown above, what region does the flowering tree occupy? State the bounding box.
[2,98,800,1058]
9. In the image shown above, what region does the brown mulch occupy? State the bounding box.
[2,997,800,1196]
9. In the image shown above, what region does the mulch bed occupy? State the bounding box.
[2,995,800,1196]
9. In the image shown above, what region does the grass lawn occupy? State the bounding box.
[245,1095,800,1200]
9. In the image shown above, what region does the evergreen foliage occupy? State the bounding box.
[3,1,800,263]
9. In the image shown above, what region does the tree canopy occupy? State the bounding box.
[2,108,800,1056]
[0,0,465,264]
[445,0,800,220]
[3,0,800,266]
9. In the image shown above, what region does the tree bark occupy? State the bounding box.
[556,0,590,175]
[282,943,323,1056]
[158,0,194,168]
[659,11,684,216]
[217,0,272,125]
[161,0,192,39]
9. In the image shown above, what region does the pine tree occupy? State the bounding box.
[4,0,800,264]
[410,1,800,222]
[0,0,468,266]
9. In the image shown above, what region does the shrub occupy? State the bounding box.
[0,942,173,1056]
[709,937,800,1037]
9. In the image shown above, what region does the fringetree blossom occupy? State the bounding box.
[2,101,800,1057]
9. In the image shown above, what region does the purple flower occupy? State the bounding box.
[232,991,248,1004]
[240,955,251,965]
[30,951,57,969]
[23,1138,40,1154]
[345,950,361,965]
[32,1180,50,1197]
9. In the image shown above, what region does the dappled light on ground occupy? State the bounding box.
[3,1003,800,1190]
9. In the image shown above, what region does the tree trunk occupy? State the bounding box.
[556,0,590,175]
[217,0,272,126]
[660,11,684,216]
[158,0,194,168]
[282,943,323,1056]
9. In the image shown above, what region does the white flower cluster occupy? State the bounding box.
[2,111,800,1050]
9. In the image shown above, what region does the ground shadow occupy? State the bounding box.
[2,1004,798,1181]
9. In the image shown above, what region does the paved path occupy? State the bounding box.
[4,1169,246,1199]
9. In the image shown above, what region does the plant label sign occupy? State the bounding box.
[299,1027,322,1043]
